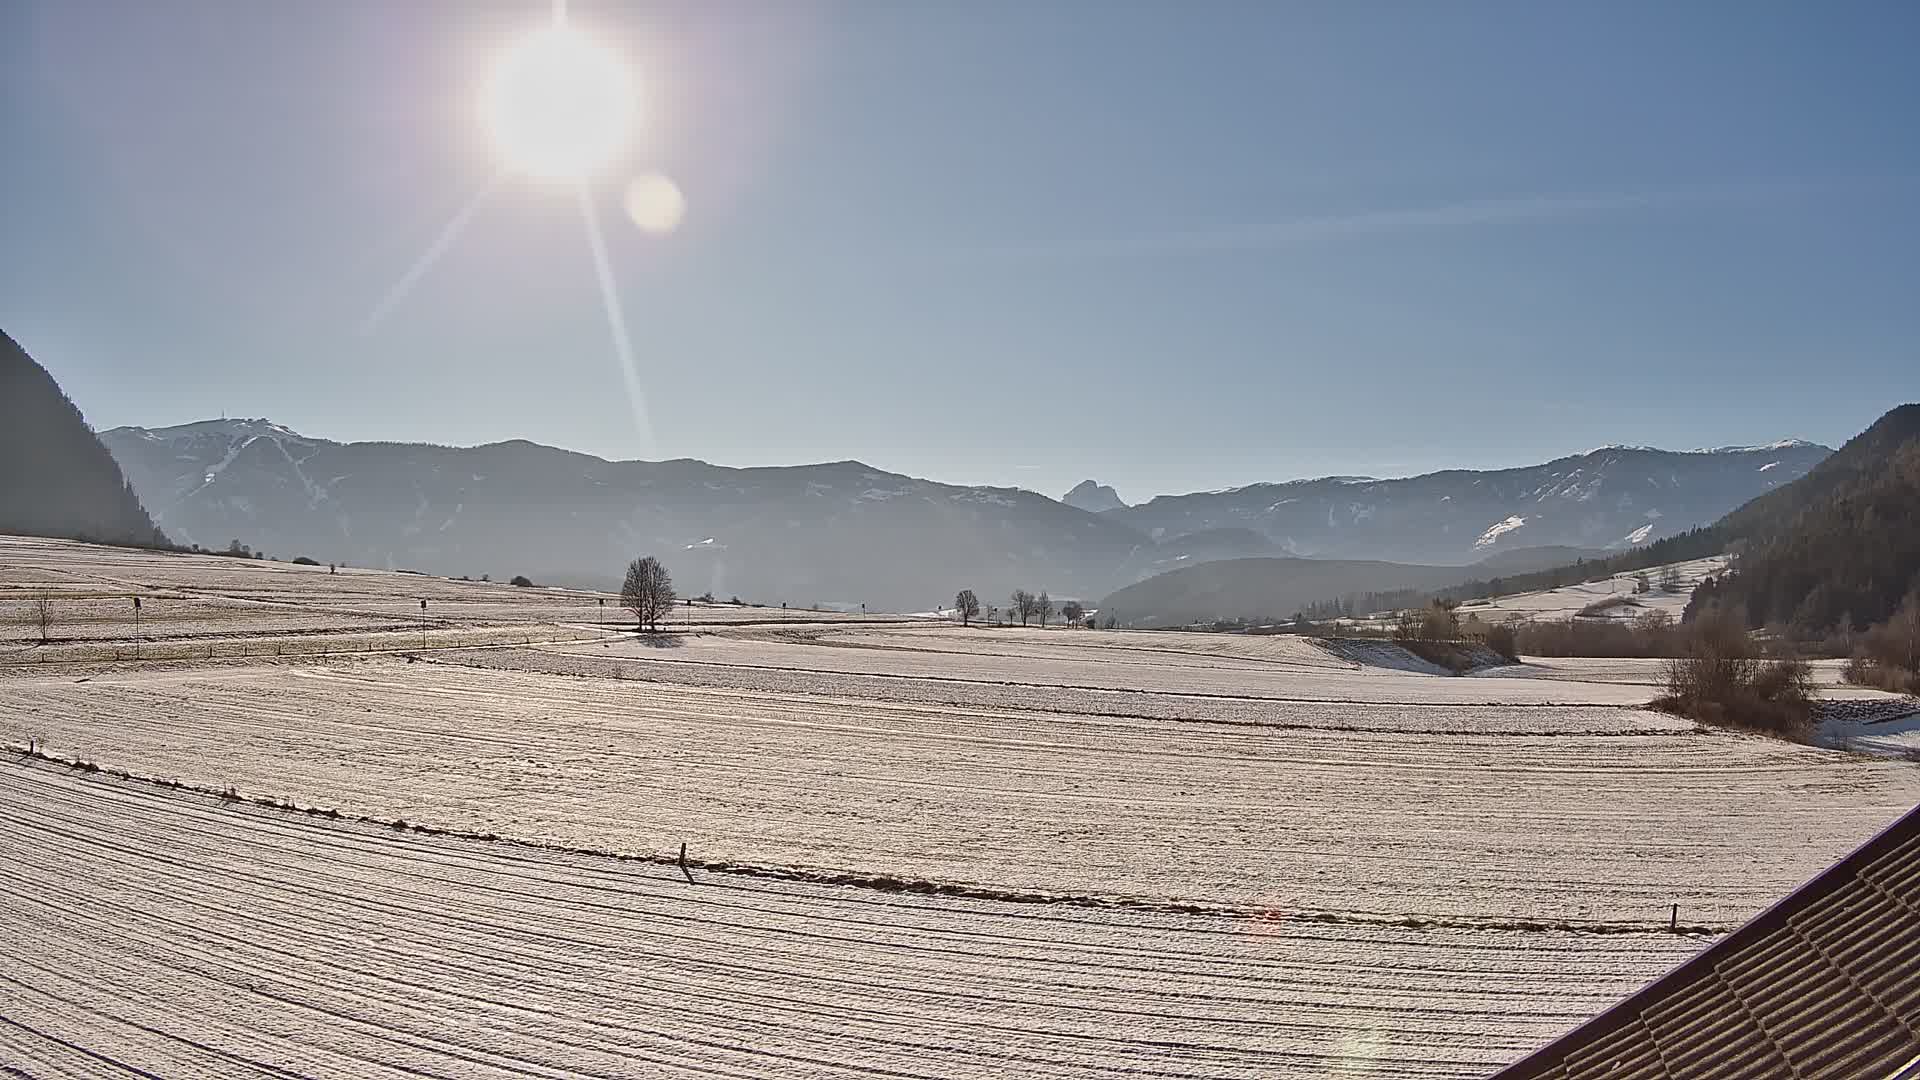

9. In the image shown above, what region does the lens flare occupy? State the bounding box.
[624,173,686,234]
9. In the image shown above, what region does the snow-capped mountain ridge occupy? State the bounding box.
[99,418,1832,606]
[1694,438,1819,454]
[1105,441,1832,564]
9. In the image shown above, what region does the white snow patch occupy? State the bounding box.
[1473,515,1527,548]
[1694,439,1816,454]
[952,490,1016,508]
[1758,461,1779,472]
[185,436,261,498]
[1625,523,1655,544]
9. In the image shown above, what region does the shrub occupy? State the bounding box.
[291,556,320,566]
[1654,612,1814,738]
[1843,653,1920,695]
[1483,622,1519,661]
[1392,600,1459,641]
[1577,596,1639,617]
[510,575,534,588]
[1515,612,1684,658]
[1843,593,1920,692]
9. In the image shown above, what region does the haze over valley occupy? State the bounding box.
[5,2,1919,1077]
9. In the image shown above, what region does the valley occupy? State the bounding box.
[5,536,1919,1077]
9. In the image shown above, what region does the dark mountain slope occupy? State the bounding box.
[1691,404,1920,632]
[0,331,165,548]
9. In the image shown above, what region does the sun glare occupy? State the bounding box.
[483,24,635,182]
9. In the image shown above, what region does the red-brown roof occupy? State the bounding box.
[1489,803,1920,1080]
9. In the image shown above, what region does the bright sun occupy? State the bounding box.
[483,24,635,182]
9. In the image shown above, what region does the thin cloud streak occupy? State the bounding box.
[359,175,502,336]
[577,184,654,455]
[976,179,1848,261]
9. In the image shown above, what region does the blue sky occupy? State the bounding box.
[3,1,1915,502]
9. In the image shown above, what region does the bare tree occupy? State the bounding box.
[34,592,52,645]
[1035,591,1054,628]
[1899,590,1920,676]
[953,589,980,627]
[1659,566,1684,593]
[1009,589,1035,627]
[1061,600,1085,626]
[621,556,676,631]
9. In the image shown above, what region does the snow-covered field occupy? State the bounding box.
[4,536,1920,1077]
[1454,555,1730,623]
[8,651,1917,926]
[565,631,1663,705]
[0,535,924,662]
[0,759,1701,1079]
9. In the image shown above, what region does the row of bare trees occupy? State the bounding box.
[951,588,1085,628]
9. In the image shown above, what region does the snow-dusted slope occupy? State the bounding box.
[1108,442,1829,563]
[1456,555,1732,623]
[103,419,1831,610]
[102,421,1152,609]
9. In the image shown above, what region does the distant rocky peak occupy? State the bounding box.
[1062,479,1126,513]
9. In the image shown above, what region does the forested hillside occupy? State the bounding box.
[1437,405,1920,636]
[1688,404,1920,633]
[0,330,167,548]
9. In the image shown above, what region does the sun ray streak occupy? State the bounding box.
[359,175,503,336]
[577,183,653,452]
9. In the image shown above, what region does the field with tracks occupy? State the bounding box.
[5,534,1920,1077]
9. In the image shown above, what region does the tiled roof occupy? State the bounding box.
[1489,803,1920,1080]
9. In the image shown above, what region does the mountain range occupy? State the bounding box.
[99,416,1828,610]
[1102,440,1830,565]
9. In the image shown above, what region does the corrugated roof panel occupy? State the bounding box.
[1489,803,1920,1080]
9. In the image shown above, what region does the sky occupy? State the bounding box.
[3,1,1916,503]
